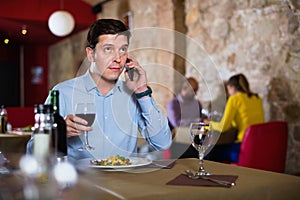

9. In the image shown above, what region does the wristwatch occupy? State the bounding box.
[135,86,152,99]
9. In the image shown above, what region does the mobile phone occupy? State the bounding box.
[125,58,134,81]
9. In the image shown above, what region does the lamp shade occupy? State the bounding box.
[48,10,75,37]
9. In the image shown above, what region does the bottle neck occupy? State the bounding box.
[0,106,7,115]
[53,106,59,115]
[34,111,53,134]
[50,95,60,115]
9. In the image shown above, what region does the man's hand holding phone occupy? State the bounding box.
[124,58,135,81]
[124,56,148,94]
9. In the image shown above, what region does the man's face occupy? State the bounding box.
[87,34,129,81]
[181,80,198,100]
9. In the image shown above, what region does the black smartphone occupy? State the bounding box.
[124,58,134,81]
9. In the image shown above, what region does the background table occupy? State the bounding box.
[0,132,31,167]
[0,132,31,153]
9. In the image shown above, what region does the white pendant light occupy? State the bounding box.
[48,10,75,37]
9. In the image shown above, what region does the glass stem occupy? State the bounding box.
[198,147,205,172]
[84,131,89,146]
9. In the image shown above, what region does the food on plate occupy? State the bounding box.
[90,155,132,166]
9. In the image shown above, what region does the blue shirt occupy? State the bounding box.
[27,70,172,163]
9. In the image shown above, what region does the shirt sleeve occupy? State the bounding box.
[211,96,236,132]
[137,97,172,151]
[166,98,181,128]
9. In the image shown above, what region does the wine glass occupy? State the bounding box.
[189,122,214,176]
[0,151,10,174]
[75,103,95,151]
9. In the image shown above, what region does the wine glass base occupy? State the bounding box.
[196,171,211,176]
[78,145,95,151]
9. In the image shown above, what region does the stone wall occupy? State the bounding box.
[127,0,175,113]
[49,30,88,88]
[184,0,300,175]
[49,0,300,175]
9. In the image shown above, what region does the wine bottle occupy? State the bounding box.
[0,105,8,133]
[49,90,68,161]
[33,104,52,182]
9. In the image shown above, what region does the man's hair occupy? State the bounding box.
[182,77,199,91]
[86,19,131,49]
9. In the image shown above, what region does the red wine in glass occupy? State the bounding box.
[75,103,95,151]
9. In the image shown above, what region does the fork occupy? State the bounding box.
[184,170,235,187]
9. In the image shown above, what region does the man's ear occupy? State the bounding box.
[86,47,94,62]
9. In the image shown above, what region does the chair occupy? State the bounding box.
[236,121,288,173]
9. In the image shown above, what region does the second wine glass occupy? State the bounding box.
[75,103,95,151]
[190,122,213,176]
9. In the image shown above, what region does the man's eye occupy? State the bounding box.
[120,47,127,53]
[104,47,112,52]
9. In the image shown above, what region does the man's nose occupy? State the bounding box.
[113,51,121,62]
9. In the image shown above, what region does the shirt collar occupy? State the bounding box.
[115,79,123,93]
[82,69,97,92]
[82,69,123,95]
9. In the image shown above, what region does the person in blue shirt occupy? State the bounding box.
[27,19,172,163]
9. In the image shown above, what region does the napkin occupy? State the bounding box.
[148,159,176,169]
[166,174,238,188]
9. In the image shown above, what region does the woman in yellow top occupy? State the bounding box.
[208,73,264,162]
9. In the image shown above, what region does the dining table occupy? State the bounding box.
[0,131,31,153]
[1,155,299,200]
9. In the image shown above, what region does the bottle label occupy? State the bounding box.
[33,134,50,161]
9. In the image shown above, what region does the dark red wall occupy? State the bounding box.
[0,44,49,107]
[23,45,49,106]
[0,0,96,107]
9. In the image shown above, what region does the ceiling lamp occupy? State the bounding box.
[21,25,27,35]
[4,38,9,44]
[48,10,75,37]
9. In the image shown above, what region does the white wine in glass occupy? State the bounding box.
[75,103,95,151]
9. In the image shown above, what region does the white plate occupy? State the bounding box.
[77,157,152,170]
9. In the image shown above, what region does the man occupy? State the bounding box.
[27,19,172,163]
[167,77,203,130]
